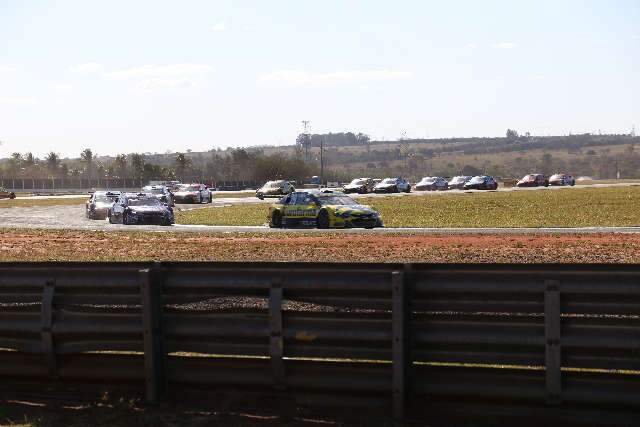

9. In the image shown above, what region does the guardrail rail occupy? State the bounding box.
[0,262,638,423]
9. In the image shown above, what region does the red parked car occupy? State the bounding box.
[516,174,549,187]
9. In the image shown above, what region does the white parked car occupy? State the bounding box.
[172,183,212,204]
[256,180,295,199]
[448,176,472,190]
[549,173,576,186]
[415,176,449,191]
[373,177,411,193]
[343,178,375,194]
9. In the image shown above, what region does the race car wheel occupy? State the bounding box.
[208,194,213,203]
[317,210,330,229]
[270,210,282,228]
[122,212,128,225]
[9,193,16,199]
[405,186,411,193]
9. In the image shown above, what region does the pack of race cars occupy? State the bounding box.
[85,181,212,226]
[81,172,577,229]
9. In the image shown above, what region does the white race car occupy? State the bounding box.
[173,183,212,204]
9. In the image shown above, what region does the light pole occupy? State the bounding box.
[320,137,324,188]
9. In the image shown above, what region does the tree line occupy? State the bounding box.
[2,132,639,184]
[0,148,317,184]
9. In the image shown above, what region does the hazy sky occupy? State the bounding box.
[1,0,638,158]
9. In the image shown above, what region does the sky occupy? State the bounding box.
[0,0,639,158]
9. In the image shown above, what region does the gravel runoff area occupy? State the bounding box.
[1,228,639,262]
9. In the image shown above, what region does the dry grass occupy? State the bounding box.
[212,192,257,199]
[0,197,86,209]
[176,187,640,228]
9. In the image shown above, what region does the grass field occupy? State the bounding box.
[176,203,266,225]
[0,197,86,209]
[212,191,257,199]
[176,187,640,228]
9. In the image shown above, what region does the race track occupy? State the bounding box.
[1,182,639,234]
[1,203,639,234]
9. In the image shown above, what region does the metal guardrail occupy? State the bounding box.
[0,262,639,422]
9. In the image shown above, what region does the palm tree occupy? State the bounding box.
[128,153,145,184]
[174,152,192,180]
[45,152,61,175]
[114,154,128,178]
[23,152,36,167]
[80,148,94,179]
[7,153,22,176]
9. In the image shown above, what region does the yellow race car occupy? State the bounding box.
[268,189,383,229]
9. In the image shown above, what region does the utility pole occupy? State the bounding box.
[320,137,324,188]
[301,120,311,162]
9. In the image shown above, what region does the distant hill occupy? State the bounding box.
[259,133,640,180]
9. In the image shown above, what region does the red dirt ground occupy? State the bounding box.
[0,229,637,262]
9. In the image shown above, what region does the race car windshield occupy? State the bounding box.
[419,177,435,183]
[318,195,357,206]
[94,195,113,203]
[148,188,165,194]
[349,179,366,185]
[450,177,466,183]
[265,182,281,188]
[550,174,563,179]
[469,177,485,183]
[523,175,535,180]
[182,185,200,191]
[128,198,161,206]
[381,178,397,184]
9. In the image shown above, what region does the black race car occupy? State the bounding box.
[463,175,498,190]
[108,193,174,226]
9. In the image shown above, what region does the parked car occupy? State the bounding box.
[85,191,121,220]
[415,176,448,191]
[343,178,375,194]
[256,180,295,199]
[0,187,16,199]
[373,177,411,193]
[448,176,472,190]
[463,175,499,190]
[141,185,175,206]
[549,173,576,186]
[268,189,383,229]
[516,174,549,187]
[108,193,174,225]
[172,183,212,204]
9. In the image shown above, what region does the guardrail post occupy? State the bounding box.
[392,269,409,421]
[269,279,285,390]
[545,279,561,405]
[140,263,167,404]
[41,279,57,379]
